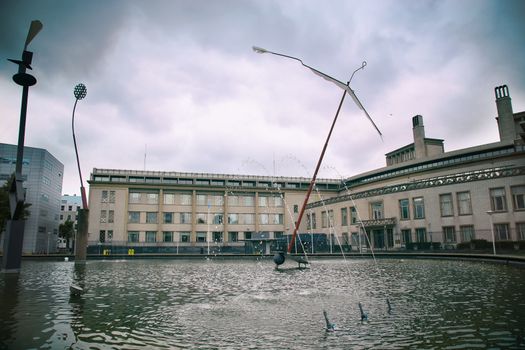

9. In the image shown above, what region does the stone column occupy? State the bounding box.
[1,220,25,272]
[75,209,89,261]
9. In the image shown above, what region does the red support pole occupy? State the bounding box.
[287,87,348,253]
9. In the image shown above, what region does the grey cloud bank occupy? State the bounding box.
[1,0,524,195]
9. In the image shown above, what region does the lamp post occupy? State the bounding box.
[253,46,382,266]
[486,210,497,255]
[72,83,88,209]
[2,20,43,273]
[72,83,89,262]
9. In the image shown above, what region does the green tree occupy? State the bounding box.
[59,218,75,251]
[0,174,32,237]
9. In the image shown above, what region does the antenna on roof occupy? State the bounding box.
[144,144,147,171]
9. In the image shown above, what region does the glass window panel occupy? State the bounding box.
[494,223,510,240]
[180,232,190,242]
[213,232,223,242]
[180,213,192,224]
[147,193,158,204]
[440,194,454,217]
[399,199,410,220]
[228,232,238,242]
[460,225,475,242]
[164,193,176,205]
[128,231,139,242]
[371,202,383,220]
[228,195,239,206]
[443,226,456,242]
[196,194,207,206]
[213,214,223,224]
[243,196,255,206]
[145,231,157,242]
[129,192,141,203]
[128,211,140,223]
[228,213,239,224]
[416,228,427,242]
[146,212,157,224]
[413,197,425,219]
[341,208,348,226]
[162,231,173,242]
[512,185,525,210]
[180,194,192,205]
[196,232,207,242]
[163,212,173,224]
[259,214,269,225]
[490,188,507,211]
[457,191,472,215]
[196,213,207,224]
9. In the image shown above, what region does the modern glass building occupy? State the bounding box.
[86,85,525,254]
[0,144,64,254]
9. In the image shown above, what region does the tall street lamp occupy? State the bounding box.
[72,83,89,261]
[486,210,497,255]
[2,20,43,273]
[72,83,88,209]
[253,46,382,267]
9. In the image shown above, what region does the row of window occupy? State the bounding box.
[60,214,78,221]
[61,204,80,212]
[310,186,524,229]
[125,191,285,207]
[119,231,259,243]
[126,211,284,225]
[308,208,358,230]
[399,222,525,243]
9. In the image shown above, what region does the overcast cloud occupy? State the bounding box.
[1,0,524,196]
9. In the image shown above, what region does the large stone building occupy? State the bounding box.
[86,85,525,254]
[0,144,64,254]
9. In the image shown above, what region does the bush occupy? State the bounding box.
[406,242,431,250]
[495,241,518,250]
[431,242,442,250]
[457,242,470,250]
[470,239,492,250]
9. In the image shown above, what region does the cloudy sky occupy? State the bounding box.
[1,0,524,196]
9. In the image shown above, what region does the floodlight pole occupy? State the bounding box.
[2,20,42,273]
[486,211,497,255]
[72,83,88,209]
[72,83,89,262]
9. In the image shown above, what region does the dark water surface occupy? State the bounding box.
[1,258,524,349]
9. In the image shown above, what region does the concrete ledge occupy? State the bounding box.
[2,251,524,267]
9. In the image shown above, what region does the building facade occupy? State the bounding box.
[0,144,64,254]
[59,194,82,251]
[87,171,339,254]
[86,85,525,253]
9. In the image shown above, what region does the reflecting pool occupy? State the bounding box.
[1,258,524,349]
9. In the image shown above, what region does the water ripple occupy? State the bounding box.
[1,259,525,349]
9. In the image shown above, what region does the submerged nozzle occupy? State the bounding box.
[358,302,368,322]
[323,310,336,331]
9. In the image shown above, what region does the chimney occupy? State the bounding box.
[495,85,515,142]
[412,115,426,159]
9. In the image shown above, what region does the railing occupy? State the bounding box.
[91,168,340,184]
